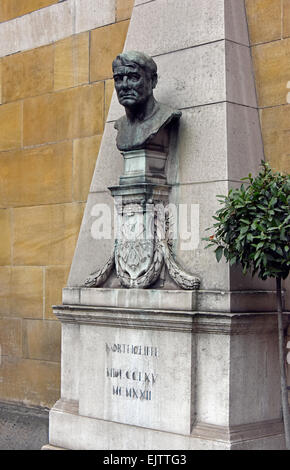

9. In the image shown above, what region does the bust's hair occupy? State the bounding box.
[112,51,158,82]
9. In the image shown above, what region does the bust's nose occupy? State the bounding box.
[120,76,129,88]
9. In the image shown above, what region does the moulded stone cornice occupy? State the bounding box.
[53,303,287,335]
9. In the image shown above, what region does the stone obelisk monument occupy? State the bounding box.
[46,0,285,450]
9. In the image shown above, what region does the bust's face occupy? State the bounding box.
[113,62,154,110]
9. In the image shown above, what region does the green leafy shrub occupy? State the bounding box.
[205,161,290,281]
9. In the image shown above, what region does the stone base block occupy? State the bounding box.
[48,399,285,450]
[48,304,288,451]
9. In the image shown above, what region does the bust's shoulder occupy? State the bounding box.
[156,102,182,122]
[114,115,127,131]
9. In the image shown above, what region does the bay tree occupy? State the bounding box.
[204,161,290,449]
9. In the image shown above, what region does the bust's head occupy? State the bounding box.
[112,51,158,112]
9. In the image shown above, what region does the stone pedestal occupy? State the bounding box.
[47,288,286,450]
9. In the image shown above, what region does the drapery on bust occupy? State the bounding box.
[112,51,182,152]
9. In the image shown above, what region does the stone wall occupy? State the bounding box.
[0,0,134,409]
[0,0,288,411]
[246,0,290,174]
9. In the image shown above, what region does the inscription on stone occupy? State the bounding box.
[105,342,158,402]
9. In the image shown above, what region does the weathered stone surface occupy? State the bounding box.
[67,192,115,287]
[261,105,290,174]
[0,142,73,207]
[90,21,130,82]
[0,209,11,265]
[0,102,22,152]
[224,0,249,46]
[2,45,54,102]
[116,0,135,21]
[168,103,262,186]
[63,287,197,311]
[45,266,70,320]
[89,123,124,193]
[0,356,60,408]
[169,180,230,291]
[61,323,80,401]
[10,267,43,319]
[229,331,281,426]
[225,41,257,107]
[0,59,2,104]
[0,318,22,357]
[23,319,61,362]
[75,0,116,34]
[104,79,115,119]
[226,103,263,180]
[49,406,230,450]
[13,203,84,266]
[125,0,225,57]
[23,84,104,147]
[126,0,249,57]
[284,0,290,38]
[0,267,10,315]
[0,267,44,319]
[16,0,74,53]
[0,1,73,57]
[73,135,102,202]
[245,0,282,44]
[252,39,290,107]
[54,33,89,91]
[78,323,193,434]
[0,0,57,22]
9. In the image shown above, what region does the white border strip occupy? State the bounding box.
[0,0,116,58]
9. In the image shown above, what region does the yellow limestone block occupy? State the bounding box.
[0,318,22,357]
[10,267,44,319]
[2,45,54,103]
[0,209,11,265]
[261,105,290,174]
[252,39,290,107]
[116,0,135,21]
[0,356,60,408]
[23,83,104,146]
[245,0,281,44]
[13,203,84,266]
[0,142,73,207]
[0,102,22,151]
[54,33,89,91]
[284,0,290,38]
[23,319,61,362]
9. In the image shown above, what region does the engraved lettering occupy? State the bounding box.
[112,386,122,396]
[105,342,158,401]
[107,368,122,379]
[105,343,159,357]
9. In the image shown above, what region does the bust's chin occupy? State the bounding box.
[118,96,139,108]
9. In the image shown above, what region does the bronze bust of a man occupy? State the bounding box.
[112,51,181,152]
